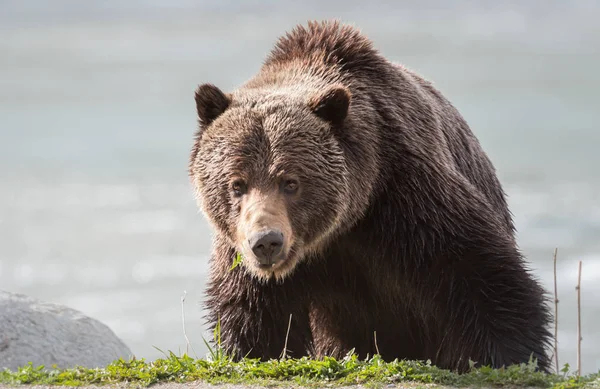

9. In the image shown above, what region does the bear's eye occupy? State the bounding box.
[282,179,299,195]
[231,179,248,197]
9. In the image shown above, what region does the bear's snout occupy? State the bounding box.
[248,229,284,266]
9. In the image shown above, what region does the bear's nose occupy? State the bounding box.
[248,229,284,265]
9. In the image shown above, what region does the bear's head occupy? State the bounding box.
[189,82,357,281]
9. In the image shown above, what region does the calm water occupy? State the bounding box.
[1,0,599,374]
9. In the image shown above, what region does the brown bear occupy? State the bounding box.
[188,20,552,373]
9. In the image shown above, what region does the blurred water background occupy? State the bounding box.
[1,0,599,374]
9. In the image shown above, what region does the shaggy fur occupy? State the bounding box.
[189,20,552,373]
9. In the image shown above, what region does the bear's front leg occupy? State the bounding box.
[203,239,313,360]
[305,254,380,361]
[308,299,376,360]
[426,229,552,372]
[412,168,554,373]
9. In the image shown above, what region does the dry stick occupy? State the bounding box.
[181,291,197,358]
[576,261,583,376]
[281,314,293,360]
[374,331,381,356]
[553,248,559,373]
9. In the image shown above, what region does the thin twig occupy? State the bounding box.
[553,248,559,373]
[374,331,381,356]
[576,261,582,376]
[548,350,555,371]
[281,314,293,360]
[181,291,197,358]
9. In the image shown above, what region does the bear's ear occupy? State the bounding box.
[308,86,351,127]
[195,83,231,126]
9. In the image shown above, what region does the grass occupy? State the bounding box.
[1,352,599,388]
[229,252,244,271]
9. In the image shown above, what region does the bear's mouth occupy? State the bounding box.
[251,251,289,270]
[243,241,301,280]
[256,262,278,270]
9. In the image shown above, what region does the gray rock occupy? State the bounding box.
[0,290,132,371]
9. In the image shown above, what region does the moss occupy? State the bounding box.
[1,352,598,388]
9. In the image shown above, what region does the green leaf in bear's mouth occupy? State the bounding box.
[230,252,243,271]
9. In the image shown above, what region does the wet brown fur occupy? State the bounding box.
[189,20,552,372]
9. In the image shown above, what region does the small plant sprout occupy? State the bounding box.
[230,252,244,271]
